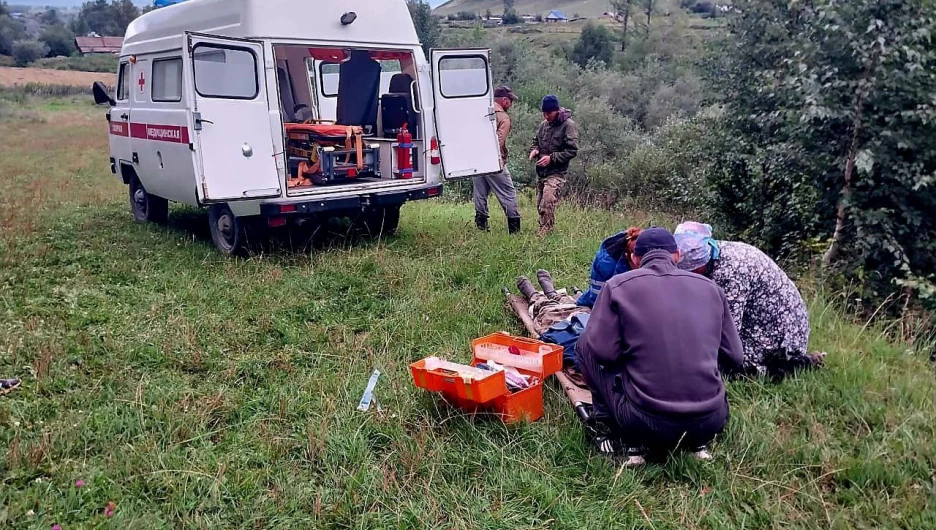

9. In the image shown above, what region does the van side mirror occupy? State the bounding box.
[92,81,115,106]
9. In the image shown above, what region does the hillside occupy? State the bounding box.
[435,0,616,18]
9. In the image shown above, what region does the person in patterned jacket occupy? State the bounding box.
[674,222,825,379]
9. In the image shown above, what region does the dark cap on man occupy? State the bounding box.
[494,86,518,101]
[634,227,679,256]
[541,94,560,112]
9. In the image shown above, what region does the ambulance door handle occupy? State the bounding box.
[120,113,128,120]
[193,112,213,131]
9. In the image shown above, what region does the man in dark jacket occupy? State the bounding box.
[529,94,578,236]
[576,227,743,465]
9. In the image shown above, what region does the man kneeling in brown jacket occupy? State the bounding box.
[576,228,743,465]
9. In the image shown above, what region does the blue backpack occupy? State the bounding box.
[576,231,631,308]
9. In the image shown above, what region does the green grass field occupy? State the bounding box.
[1,97,935,529]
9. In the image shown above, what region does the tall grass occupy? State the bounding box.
[32,54,119,73]
[0,92,934,530]
[0,83,98,98]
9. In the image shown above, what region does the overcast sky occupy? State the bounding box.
[11,0,449,8]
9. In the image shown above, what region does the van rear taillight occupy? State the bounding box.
[430,137,441,165]
[279,204,297,213]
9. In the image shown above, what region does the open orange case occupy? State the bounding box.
[410,332,563,422]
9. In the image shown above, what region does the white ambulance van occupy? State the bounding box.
[92,0,502,255]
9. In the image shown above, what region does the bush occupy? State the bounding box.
[570,22,614,67]
[0,54,15,67]
[12,40,48,67]
[39,25,76,58]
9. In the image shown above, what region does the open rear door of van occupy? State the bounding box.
[185,33,280,202]
[430,49,501,180]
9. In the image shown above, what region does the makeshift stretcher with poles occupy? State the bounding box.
[503,287,594,424]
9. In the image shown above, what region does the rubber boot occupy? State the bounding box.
[475,213,489,232]
[507,217,521,235]
[516,276,537,302]
[537,269,560,301]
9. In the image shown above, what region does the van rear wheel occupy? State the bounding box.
[208,203,247,256]
[129,177,168,225]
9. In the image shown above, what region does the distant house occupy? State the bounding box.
[545,10,568,23]
[75,36,124,55]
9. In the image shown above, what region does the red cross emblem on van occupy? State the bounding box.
[138,72,145,92]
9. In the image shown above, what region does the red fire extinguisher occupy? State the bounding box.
[395,123,413,179]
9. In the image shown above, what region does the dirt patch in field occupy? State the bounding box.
[0,67,112,87]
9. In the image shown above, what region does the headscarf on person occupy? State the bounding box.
[675,221,718,272]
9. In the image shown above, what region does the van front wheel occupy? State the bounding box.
[208,203,247,256]
[129,177,168,225]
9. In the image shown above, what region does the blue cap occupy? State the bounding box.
[634,227,678,256]
[541,94,560,112]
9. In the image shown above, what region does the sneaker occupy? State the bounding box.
[692,446,713,461]
[0,378,21,396]
[594,435,621,457]
[623,446,647,467]
[586,418,622,457]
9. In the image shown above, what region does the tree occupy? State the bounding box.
[12,40,48,66]
[406,0,439,56]
[112,0,139,33]
[39,25,76,57]
[0,14,25,56]
[571,22,614,67]
[0,1,8,16]
[707,0,936,310]
[69,14,90,36]
[502,0,521,24]
[41,7,62,26]
[75,0,139,36]
[610,0,632,51]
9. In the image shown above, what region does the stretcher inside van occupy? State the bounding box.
[92,0,503,255]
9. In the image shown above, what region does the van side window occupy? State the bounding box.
[193,45,258,99]
[152,57,183,102]
[117,62,130,101]
[319,63,340,97]
[438,56,489,99]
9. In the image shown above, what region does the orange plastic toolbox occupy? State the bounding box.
[410,332,563,423]
[409,358,505,404]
